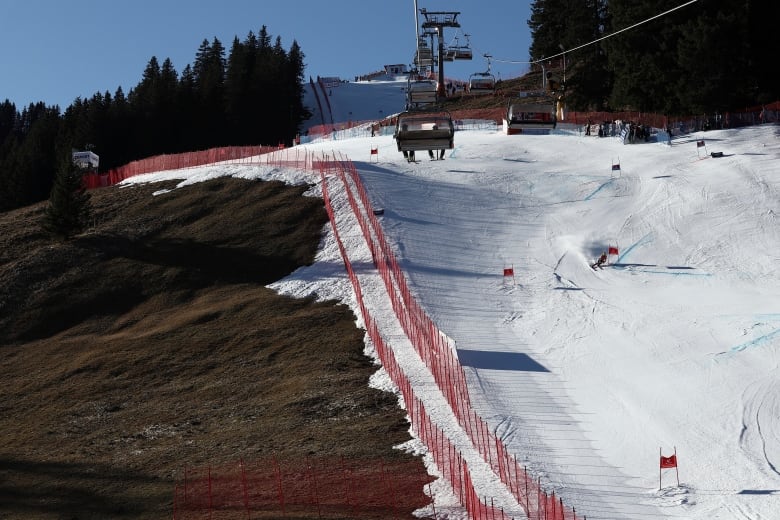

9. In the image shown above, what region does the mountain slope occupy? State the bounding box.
[0,178,429,519]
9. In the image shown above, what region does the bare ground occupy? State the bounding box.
[0,177,430,519]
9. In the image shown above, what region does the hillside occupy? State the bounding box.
[0,178,429,519]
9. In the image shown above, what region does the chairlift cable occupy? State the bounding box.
[475,0,699,66]
[535,0,699,64]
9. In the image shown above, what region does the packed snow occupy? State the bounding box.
[123,78,780,520]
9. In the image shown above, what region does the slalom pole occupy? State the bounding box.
[674,446,680,486]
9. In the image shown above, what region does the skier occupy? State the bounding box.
[591,251,608,270]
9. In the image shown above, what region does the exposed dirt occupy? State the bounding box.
[0,177,430,519]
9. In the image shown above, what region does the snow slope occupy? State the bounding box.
[302,75,407,132]
[125,79,780,520]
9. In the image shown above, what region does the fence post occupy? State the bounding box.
[240,458,250,519]
[208,465,213,520]
[524,464,529,514]
[273,454,285,516]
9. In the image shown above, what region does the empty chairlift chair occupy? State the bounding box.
[468,53,495,95]
[503,102,557,135]
[415,39,434,69]
[468,72,496,95]
[450,35,473,60]
[406,75,438,109]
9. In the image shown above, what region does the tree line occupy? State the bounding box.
[528,0,777,115]
[0,26,308,213]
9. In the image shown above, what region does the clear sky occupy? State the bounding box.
[0,0,535,110]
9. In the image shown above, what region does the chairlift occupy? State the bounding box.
[406,73,438,109]
[415,38,433,68]
[451,34,473,60]
[468,54,495,94]
[453,47,473,60]
[502,100,557,135]
[468,72,495,94]
[394,110,455,155]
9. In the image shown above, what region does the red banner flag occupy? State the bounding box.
[608,246,619,256]
[370,147,378,155]
[503,268,514,276]
[660,454,677,468]
[696,140,705,147]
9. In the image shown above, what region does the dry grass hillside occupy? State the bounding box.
[0,177,430,519]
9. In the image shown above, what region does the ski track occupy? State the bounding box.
[251,116,780,520]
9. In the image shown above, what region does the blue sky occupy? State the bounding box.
[0,0,535,110]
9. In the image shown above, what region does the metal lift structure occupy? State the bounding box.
[419,8,461,98]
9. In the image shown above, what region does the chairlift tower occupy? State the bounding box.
[423,29,437,73]
[419,8,461,97]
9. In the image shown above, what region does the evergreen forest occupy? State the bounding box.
[528,0,777,114]
[0,27,308,213]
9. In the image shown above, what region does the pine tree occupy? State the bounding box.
[605,0,687,112]
[528,0,610,111]
[193,37,226,147]
[42,154,92,239]
[286,40,311,140]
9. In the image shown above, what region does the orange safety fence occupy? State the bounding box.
[174,456,433,520]
[326,153,583,520]
[82,145,285,189]
[166,147,588,519]
[306,103,779,136]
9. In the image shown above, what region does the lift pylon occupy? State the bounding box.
[420,8,461,98]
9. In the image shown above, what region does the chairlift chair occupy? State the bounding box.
[406,75,438,109]
[502,101,557,135]
[468,72,496,94]
[394,111,455,155]
[453,47,473,60]
[415,39,434,68]
[468,54,495,94]
[447,35,473,61]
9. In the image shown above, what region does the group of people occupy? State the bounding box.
[585,119,616,137]
[583,119,652,143]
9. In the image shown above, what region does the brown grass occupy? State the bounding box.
[0,177,430,519]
